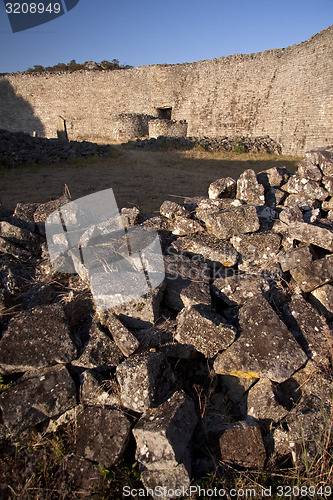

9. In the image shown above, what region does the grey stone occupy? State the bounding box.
[140,464,190,499]
[116,352,175,412]
[75,406,131,467]
[303,207,321,223]
[284,194,319,210]
[311,284,333,318]
[0,237,33,261]
[219,375,257,404]
[33,194,70,235]
[73,321,123,369]
[297,160,323,181]
[236,169,265,206]
[214,295,307,383]
[257,166,288,190]
[279,205,303,225]
[195,197,241,221]
[265,187,286,207]
[63,454,102,495]
[0,304,77,374]
[322,197,333,211]
[288,221,333,251]
[211,274,270,307]
[103,313,139,357]
[0,221,41,254]
[246,378,289,422]
[289,255,333,292]
[172,234,238,267]
[284,294,332,368]
[80,370,120,406]
[160,201,189,219]
[163,254,211,311]
[282,174,328,200]
[0,259,34,295]
[133,390,197,470]
[175,305,236,358]
[120,206,142,226]
[0,365,77,434]
[171,217,203,236]
[277,245,313,272]
[230,232,281,271]
[217,420,266,470]
[208,177,236,199]
[306,148,333,177]
[322,176,333,195]
[13,202,38,232]
[200,205,260,240]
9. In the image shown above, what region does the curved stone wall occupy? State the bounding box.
[0,26,332,154]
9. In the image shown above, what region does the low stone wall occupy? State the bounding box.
[112,113,151,141]
[0,146,333,495]
[148,118,188,138]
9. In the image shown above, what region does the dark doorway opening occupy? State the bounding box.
[157,107,172,120]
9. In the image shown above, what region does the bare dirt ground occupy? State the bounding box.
[0,147,300,214]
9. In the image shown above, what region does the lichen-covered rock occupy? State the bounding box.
[140,464,191,499]
[322,197,333,211]
[230,232,281,270]
[120,206,142,226]
[322,176,333,195]
[214,295,307,382]
[311,283,333,318]
[171,217,203,236]
[0,304,77,373]
[102,313,139,357]
[281,174,328,200]
[75,406,131,467]
[195,197,241,221]
[133,391,197,470]
[13,202,38,232]
[200,205,260,240]
[245,378,289,422]
[217,420,266,469]
[163,254,211,311]
[175,305,236,358]
[288,222,333,251]
[0,365,77,434]
[297,160,323,181]
[283,294,332,367]
[211,274,270,307]
[172,234,238,267]
[284,194,319,210]
[116,352,175,412]
[79,370,120,406]
[257,166,288,190]
[277,245,313,272]
[208,177,236,199]
[236,169,265,206]
[306,148,333,178]
[279,205,303,225]
[72,321,123,369]
[0,221,41,254]
[160,201,189,219]
[289,254,333,292]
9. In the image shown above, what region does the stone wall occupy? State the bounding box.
[0,26,332,154]
[148,118,188,139]
[112,113,151,142]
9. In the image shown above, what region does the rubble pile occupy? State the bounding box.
[128,135,282,154]
[0,129,111,166]
[0,147,333,496]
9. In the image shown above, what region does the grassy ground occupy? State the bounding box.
[0,147,300,214]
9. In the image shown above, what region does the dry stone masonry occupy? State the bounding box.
[0,26,332,154]
[0,146,333,495]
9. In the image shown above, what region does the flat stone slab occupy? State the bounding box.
[133,390,197,471]
[200,205,260,240]
[211,274,270,307]
[160,200,189,219]
[288,222,333,251]
[175,305,236,358]
[75,406,131,467]
[0,304,77,373]
[246,378,289,422]
[217,420,266,470]
[282,175,328,200]
[283,294,332,368]
[171,217,203,236]
[0,365,77,434]
[311,283,333,318]
[277,245,313,272]
[72,321,123,369]
[163,254,210,311]
[297,160,323,182]
[236,169,265,206]
[172,234,238,267]
[140,463,190,499]
[116,352,175,412]
[103,313,139,357]
[289,255,333,292]
[208,177,236,199]
[230,232,281,270]
[214,295,308,382]
[195,198,241,222]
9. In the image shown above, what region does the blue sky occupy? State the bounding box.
[0,0,332,73]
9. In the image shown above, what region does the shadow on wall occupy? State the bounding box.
[0,79,45,137]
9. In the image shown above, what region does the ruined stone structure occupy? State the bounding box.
[0,26,332,154]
